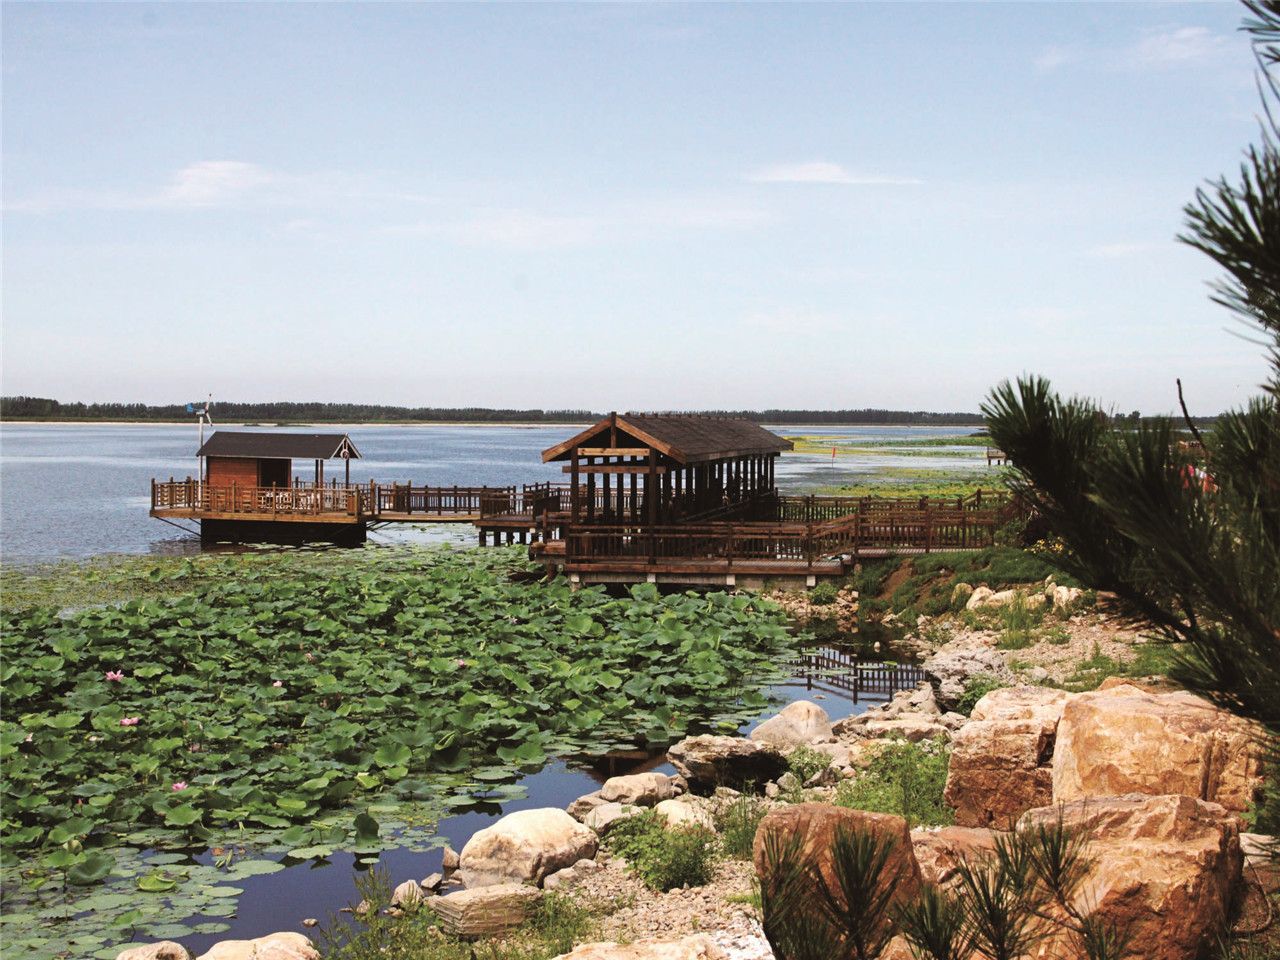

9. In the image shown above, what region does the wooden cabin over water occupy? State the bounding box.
[151,429,528,545]
[152,431,368,544]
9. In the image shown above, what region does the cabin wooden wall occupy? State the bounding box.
[207,457,262,488]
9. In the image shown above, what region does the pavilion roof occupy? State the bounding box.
[542,413,792,464]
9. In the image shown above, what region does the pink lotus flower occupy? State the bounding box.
[172,781,188,791]
[455,659,467,668]
[120,717,140,726]
[105,670,124,682]
[272,680,283,688]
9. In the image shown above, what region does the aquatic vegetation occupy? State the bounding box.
[1,545,796,861]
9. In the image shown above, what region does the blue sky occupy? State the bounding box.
[2,1,1272,415]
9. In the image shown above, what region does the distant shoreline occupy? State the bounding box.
[1,419,988,428]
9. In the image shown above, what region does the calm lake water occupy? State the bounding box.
[0,422,990,563]
[0,422,972,954]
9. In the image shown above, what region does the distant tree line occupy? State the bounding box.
[662,408,985,424]
[2,396,1214,427]
[0,398,599,423]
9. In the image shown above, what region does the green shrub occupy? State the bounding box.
[834,740,953,827]
[808,582,839,605]
[716,794,770,860]
[955,673,1011,717]
[787,744,832,783]
[606,809,718,891]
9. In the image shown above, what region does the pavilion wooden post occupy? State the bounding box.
[647,452,658,563]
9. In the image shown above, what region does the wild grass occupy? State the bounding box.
[605,810,718,892]
[833,740,953,828]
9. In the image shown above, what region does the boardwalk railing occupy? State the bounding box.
[373,484,514,517]
[151,479,363,518]
[152,479,521,520]
[562,493,1023,566]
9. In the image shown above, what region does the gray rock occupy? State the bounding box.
[390,880,424,909]
[600,772,678,806]
[749,700,832,749]
[459,808,599,889]
[431,884,541,940]
[116,945,191,960]
[566,791,608,822]
[584,801,642,835]
[922,646,1016,712]
[667,735,787,793]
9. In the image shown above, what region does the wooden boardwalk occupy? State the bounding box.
[152,478,1023,584]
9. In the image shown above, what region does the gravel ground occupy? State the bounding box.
[916,596,1162,685]
[569,856,774,959]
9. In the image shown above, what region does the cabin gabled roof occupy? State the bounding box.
[197,431,361,460]
[542,413,792,465]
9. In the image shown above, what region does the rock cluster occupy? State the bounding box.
[944,682,1264,828]
[116,668,1267,960]
[117,933,318,960]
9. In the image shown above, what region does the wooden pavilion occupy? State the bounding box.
[542,412,792,527]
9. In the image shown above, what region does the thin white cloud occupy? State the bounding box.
[160,161,274,208]
[5,161,440,215]
[1034,46,1078,73]
[1122,26,1230,70]
[1036,25,1232,75]
[746,161,922,186]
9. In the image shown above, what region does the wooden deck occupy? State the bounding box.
[535,491,1023,584]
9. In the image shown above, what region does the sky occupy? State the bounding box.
[2,1,1275,416]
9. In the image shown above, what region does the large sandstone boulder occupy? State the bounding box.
[551,936,727,959]
[117,945,190,960]
[196,933,318,960]
[600,772,679,806]
[432,883,542,940]
[749,700,832,748]
[910,826,997,892]
[459,808,598,888]
[1022,794,1242,960]
[1052,684,1263,816]
[752,803,922,954]
[943,686,1067,828]
[667,735,786,793]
